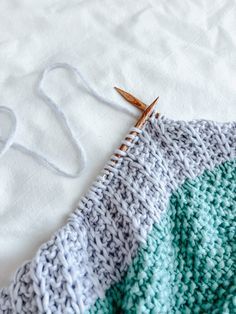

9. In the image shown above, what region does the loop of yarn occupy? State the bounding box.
[0,63,136,178]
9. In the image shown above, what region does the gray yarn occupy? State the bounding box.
[0,63,136,179]
[0,115,235,313]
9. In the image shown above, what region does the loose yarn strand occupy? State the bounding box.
[0,63,134,178]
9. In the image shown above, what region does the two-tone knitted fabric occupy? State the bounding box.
[0,115,235,313]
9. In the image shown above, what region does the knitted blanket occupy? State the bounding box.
[0,115,235,313]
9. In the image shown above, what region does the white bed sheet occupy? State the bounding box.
[0,0,236,287]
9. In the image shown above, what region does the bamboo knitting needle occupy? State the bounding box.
[114,87,147,111]
[115,96,159,158]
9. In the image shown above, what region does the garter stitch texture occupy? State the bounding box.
[0,115,235,313]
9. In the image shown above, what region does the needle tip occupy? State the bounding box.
[114,86,147,111]
[148,96,159,110]
[114,86,128,97]
[114,86,125,95]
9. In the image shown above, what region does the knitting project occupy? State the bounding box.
[0,115,235,313]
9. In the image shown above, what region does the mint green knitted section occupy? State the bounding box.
[88,160,236,314]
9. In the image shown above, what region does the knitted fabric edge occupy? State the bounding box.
[0,115,235,313]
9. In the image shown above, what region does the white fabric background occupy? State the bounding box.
[0,0,236,287]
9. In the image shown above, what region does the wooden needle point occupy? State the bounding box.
[135,96,159,128]
[114,86,147,111]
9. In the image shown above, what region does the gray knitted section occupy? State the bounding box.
[0,116,235,313]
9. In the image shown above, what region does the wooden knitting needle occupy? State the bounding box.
[115,96,159,158]
[114,87,147,111]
